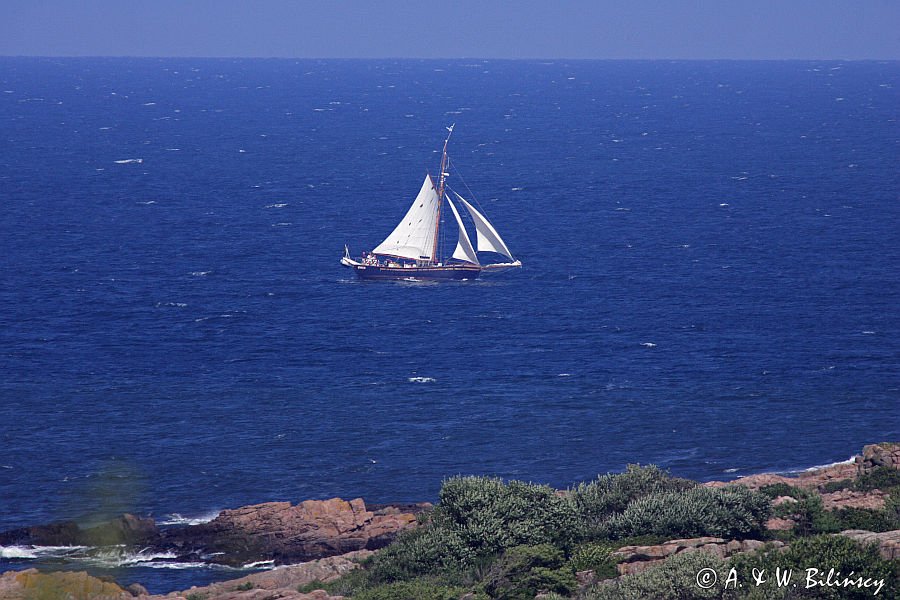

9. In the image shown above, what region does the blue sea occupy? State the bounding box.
[1,58,898,592]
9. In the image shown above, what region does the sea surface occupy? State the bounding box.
[1,58,898,592]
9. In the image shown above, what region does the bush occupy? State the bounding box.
[854,466,900,492]
[367,476,578,582]
[569,542,618,580]
[728,534,896,599]
[438,476,579,552]
[759,483,810,500]
[481,544,576,600]
[584,550,726,600]
[599,485,771,540]
[570,465,696,537]
[350,579,471,600]
[815,507,900,534]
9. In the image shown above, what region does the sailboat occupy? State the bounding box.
[341,126,521,281]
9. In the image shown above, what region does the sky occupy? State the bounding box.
[2,0,899,60]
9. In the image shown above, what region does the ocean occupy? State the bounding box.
[1,57,898,592]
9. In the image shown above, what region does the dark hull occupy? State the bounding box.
[351,264,481,281]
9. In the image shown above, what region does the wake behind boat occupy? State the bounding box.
[341,126,521,281]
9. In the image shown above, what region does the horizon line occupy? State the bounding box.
[2,54,899,62]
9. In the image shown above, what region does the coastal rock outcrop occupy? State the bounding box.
[858,442,900,474]
[611,537,780,575]
[0,568,134,600]
[0,514,158,548]
[149,550,373,600]
[155,498,424,566]
[837,529,900,561]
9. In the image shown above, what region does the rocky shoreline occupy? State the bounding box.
[1,442,898,599]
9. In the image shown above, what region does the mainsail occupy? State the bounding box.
[454,192,515,260]
[446,196,479,265]
[372,175,440,260]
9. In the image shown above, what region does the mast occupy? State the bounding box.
[432,124,454,264]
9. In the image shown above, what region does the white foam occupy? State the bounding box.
[640,342,657,348]
[802,456,856,473]
[265,203,288,209]
[158,510,220,526]
[408,376,436,383]
[114,158,143,164]
[242,560,275,569]
[1,545,37,559]
[190,271,211,277]
[1,545,87,560]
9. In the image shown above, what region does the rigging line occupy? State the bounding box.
[448,158,491,217]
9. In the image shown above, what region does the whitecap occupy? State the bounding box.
[862,330,875,335]
[1,545,38,559]
[158,510,221,526]
[800,456,856,473]
[242,559,275,569]
[408,376,436,383]
[640,342,657,348]
[190,271,211,276]
[511,187,524,191]
[265,203,288,209]
[114,158,142,164]
[557,373,572,377]
[142,102,157,106]
[724,468,739,473]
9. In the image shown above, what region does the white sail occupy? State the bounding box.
[372,175,440,260]
[454,193,515,260]
[446,195,479,265]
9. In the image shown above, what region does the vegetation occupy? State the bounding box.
[597,485,771,540]
[292,461,900,599]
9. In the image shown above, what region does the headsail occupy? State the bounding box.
[372,175,440,260]
[454,192,515,261]
[446,195,479,265]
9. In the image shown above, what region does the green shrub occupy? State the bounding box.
[817,507,899,533]
[570,465,696,536]
[584,550,726,600]
[569,542,618,580]
[367,476,578,582]
[728,534,896,599]
[822,479,853,493]
[759,482,810,499]
[233,581,254,591]
[438,476,579,552]
[481,544,576,600]
[599,485,771,540]
[350,579,470,600]
[854,466,900,492]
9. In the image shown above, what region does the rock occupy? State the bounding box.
[837,529,900,561]
[858,443,900,475]
[169,498,416,566]
[766,517,795,531]
[612,536,760,575]
[772,495,798,507]
[142,550,369,599]
[821,489,887,511]
[0,568,134,600]
[0,514,158,548]
[576,569,597,587]
[126,582,149,597]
